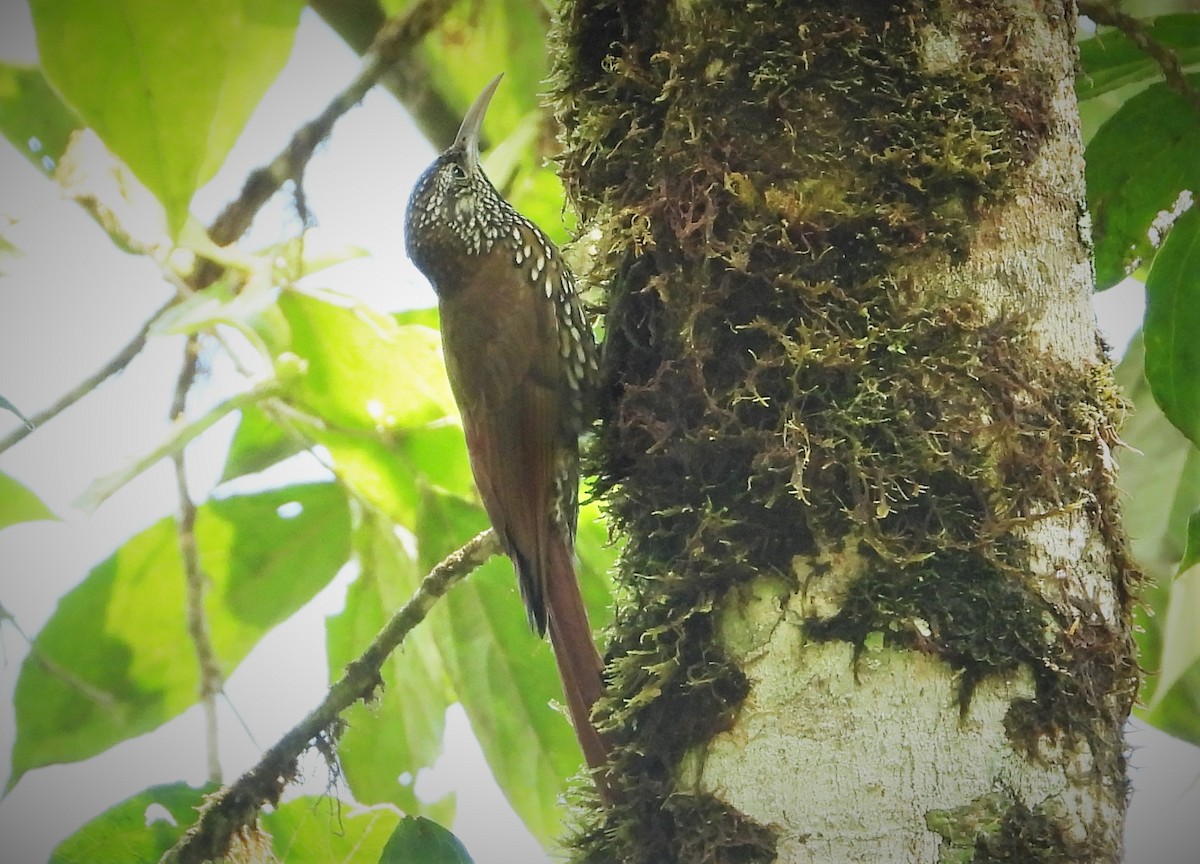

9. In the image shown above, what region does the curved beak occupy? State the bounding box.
[454,73,504,170]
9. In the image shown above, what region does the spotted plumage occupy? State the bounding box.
[403,75,609,787]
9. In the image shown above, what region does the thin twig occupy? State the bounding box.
[171,335,224,785]
[1079,0,1200,114]
[0,297,176,455]
[308,0,463,150]
[75,381,281,512]
[204,0,456,251]
[158,528,501,864]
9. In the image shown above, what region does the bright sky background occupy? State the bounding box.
[0,6,1197,864]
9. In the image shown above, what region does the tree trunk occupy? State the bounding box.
[551,2,1138,862]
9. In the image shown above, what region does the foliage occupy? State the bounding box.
[1079,14,1200,742]
[0,3,1197,863]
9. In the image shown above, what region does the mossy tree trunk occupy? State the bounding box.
[551,2,1138,862]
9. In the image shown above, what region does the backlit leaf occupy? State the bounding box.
[10,484,350,788]
[327,513,455,818]
[30,0,304,235]
[0,62,81,177]
[0,471,57,530]
[263,797,402,864]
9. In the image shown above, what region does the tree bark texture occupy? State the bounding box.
[552,2,1137,863]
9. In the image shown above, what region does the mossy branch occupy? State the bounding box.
[158,528,502,864]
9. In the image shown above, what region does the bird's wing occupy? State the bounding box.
[438,239,567,632]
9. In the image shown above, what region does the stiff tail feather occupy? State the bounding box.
[545,536,613,800]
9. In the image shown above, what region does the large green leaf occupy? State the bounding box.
[279,291,454,433]
[263,797,401,864]
[1116,334,1200,745]
[0,62,82,177]
[29,0,304,235]
[277,291,472,523]
[9,483,351,788]
[378,816,474,864]
[218,306,456,488]
[1086,74,1200,289]
[1144,203,1200,448]
[48,782,216,864]
[327,513,455,820]
[0,472,57,530]
[1077,15,1200,101]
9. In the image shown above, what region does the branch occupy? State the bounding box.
[308,0,463,150]
[0,297,176,455]
[1079,0,1200,114]
[203,0,456,251]
[171,335,224,785]
[75,380,281,513]
[158,528,502,864]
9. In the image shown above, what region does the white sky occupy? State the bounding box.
[0,6,1195,864]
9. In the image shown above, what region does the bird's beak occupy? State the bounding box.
[454,73,503,171]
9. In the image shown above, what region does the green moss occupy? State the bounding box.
[972,798,1105,862]
[927,793,1107,863]
[927,792,1012,864]
[550,1,1136,861]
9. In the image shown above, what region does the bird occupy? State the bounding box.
[403,74,610,788]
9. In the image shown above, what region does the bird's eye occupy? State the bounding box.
[448,163,468,181]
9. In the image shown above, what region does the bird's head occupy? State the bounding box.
[405,73,509,285]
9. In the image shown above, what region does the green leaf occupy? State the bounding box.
[1144,203,1200,448]
[263,797,402,864]
[1077,15,1200,101]
[29,0,304,236]
[1086,74,1200,289]
[1116,334,1200,745]
[378,816,474,864]
[277,291,470,524]
[220,404,308,483]
[0,62,82,177]
[327,513,455,819]
[1150,512,1200,710]
[280,291,456,432]
[10,483,350,788]
[0,472,57,530]
[394,307,441,330]
[48,781,216,864]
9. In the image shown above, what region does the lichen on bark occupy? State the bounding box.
[550,1,1138,861]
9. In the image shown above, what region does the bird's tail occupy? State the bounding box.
[545,536,613,799]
